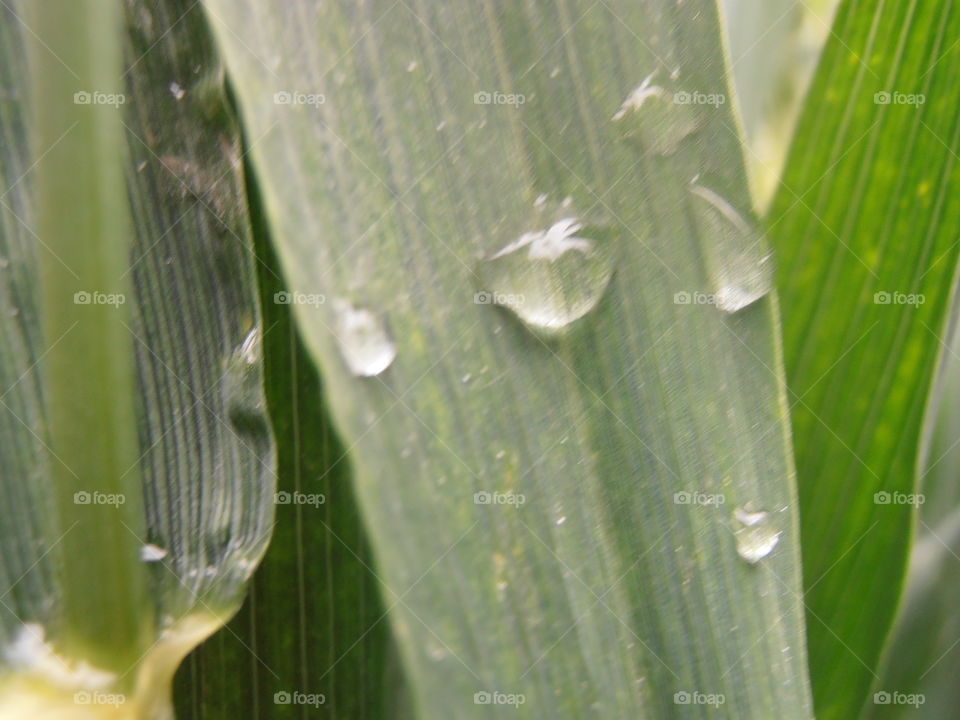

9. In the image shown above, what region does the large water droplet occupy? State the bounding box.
[689,182,773,313]
[732,506,781,564]
[333,299,396,376]
[479,196,616,332]
[612,72,705,155]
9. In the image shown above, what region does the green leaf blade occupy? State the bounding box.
[770,0,960,717]
[203,1,814,717]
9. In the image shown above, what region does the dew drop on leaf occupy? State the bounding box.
[225,326,269,441]
[689,183,773,313]
[479,196,616,332]
[612,72,705,155]
[732,506,781,564]
[333,299,396,377]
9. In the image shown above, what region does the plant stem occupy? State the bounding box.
[27,0,151,678]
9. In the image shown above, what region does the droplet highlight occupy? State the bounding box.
[689,182,773,313]
[479,196,616,332]
[140,543,169,562]
[732,506,781,564]
[333,299,397,377]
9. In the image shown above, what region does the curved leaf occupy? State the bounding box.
[0,0,275,714]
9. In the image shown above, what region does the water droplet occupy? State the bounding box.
[689,183,773,313]
[479,196,616,332]
[237,326,261,365]
[140,543,168,562]
[406,60,419,72]
[333,299,396,377]
[732,506,781,564]
[169,81,186,100]
[225,326,270,446]
[555,515,567,526]
[612,71,705,155]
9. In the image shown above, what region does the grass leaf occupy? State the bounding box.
[769,0,960,716]
[201,0,814,716]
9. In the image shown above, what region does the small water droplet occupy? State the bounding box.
[225,326,269,445]
[406,60,418,72]
[732,506,781,564]
[479,196,616,332]
[140,543,168,562]
[612,71,705,155]
[333,299,396,377]
[555,515,567,526]
[689,183,773,313]
[169,81,186,100]
[461,373,472,383]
